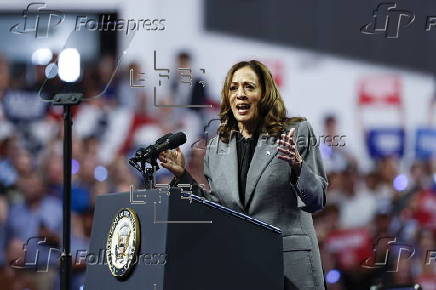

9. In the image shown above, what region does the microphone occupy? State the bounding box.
[133,133,172,159]
[130,132,186,163]
[155,132,186,153]
[156,133,174,145]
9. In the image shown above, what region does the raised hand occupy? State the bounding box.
[277,128,303,169]
[158,147,186,178]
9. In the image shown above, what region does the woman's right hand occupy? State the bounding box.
[158,147,186,178]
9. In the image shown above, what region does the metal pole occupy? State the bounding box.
[61,104,72,290]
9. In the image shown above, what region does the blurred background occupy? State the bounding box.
[0,0,435,289]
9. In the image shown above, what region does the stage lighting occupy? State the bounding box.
[393,174,408,191]
[94,166,108,182]
[326,269,341,284]
[32,48,52,65]
[58,48,80,82]
[72,159,80,175]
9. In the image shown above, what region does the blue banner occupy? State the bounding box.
[366,128,405,158]
[415,128,436,159]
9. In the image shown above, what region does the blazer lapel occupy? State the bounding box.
[218,132,244,211]
[244,134,278,209]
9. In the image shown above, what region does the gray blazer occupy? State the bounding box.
[172,120,328,290]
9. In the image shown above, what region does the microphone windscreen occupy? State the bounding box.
[156,133,173,145]
[169,132,186,148]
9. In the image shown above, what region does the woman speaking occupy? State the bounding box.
[158,60,328,290]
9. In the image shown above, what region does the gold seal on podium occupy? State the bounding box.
[106,208,140,278]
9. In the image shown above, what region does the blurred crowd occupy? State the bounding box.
[0,50,435,290]
[316,116,436,289]
[0,51,214,290]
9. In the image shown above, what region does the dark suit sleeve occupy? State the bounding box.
[290,121,328,213]
[169,139,221,203]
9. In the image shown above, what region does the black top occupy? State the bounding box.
[235,130,259,205]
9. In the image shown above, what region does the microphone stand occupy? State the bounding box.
[129,133,185,190]
[141,159,159,189]
[129,151,159,189]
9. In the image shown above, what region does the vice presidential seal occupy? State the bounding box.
[106,208,140,278]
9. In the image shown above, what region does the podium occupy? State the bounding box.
[84,188,284,290]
